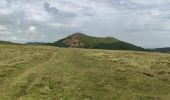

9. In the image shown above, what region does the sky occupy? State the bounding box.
[0,0,170,48]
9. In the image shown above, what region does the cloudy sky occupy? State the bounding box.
[0,0,170,48]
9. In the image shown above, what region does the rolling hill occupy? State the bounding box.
[51,33,144,51]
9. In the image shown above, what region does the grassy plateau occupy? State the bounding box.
[0,44,170,100]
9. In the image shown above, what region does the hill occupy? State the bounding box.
[52,33,144,51]
[0,44,170,100]
[149,47,170,53]
[0,40,19,45]
[25,42,46,45]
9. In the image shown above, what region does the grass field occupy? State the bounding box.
[0,45,170,100]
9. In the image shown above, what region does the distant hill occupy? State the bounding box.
[148,47,170,53]
[26,42,46,45]
[0,40,19,45]
[51,33,144,51]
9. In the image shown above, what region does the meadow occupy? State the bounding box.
[0,44,170,100]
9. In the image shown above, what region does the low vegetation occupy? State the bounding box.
[0,44,170,100]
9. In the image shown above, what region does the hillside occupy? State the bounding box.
[0,44,170,100]
[52,33,144,51]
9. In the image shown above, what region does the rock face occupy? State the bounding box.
[56,33,85,48]
[63,36,84,47]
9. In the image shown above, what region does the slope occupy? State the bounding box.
[53,33,144,51]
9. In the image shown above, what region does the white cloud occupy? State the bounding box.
[0,0,12,15]
[0,25,7,30]
[129,0,170,5]
[0,31,12,35]
[0,36,26,42]
[0,0,170,48]
[0,25,12,35]
[0,0,8,7]
[28,26,36,32]
[0,9,12,15]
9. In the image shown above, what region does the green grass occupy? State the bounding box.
[80,35,144,51]
[0,45,170,100]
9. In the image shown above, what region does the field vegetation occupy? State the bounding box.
[0,45,170,100]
